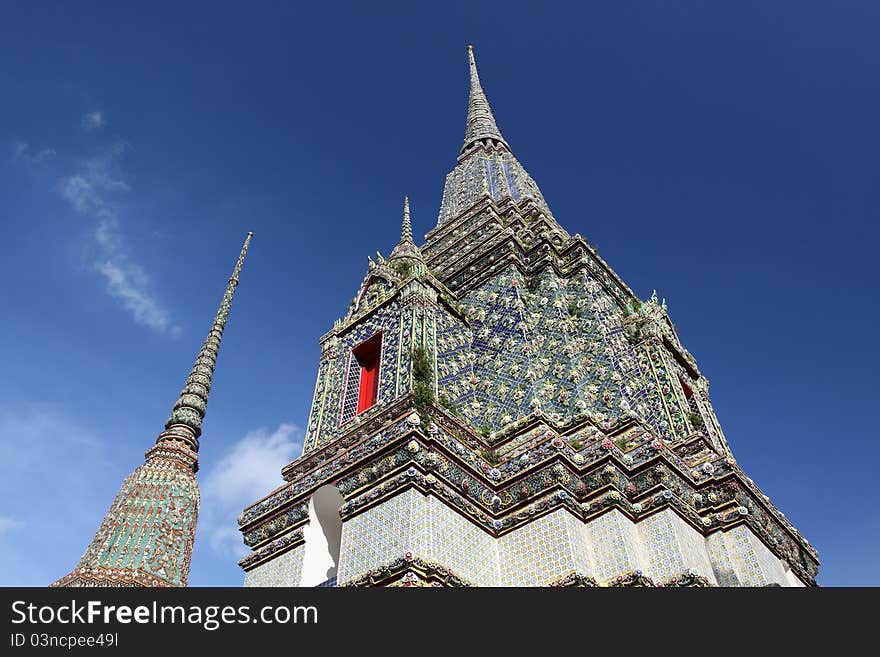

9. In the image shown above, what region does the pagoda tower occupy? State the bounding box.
[52,232,253,587]
[238,47,819,587]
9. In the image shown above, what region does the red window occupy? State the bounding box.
[678,375,701,416]
[353,333,382,414]
[679,376,693,399]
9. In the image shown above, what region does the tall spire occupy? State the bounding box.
[163,231,253,451]
[51,232,253,588]
[435,46,552,226]
[461,45,509,155]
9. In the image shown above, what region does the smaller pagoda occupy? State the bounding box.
[52,232,253,587]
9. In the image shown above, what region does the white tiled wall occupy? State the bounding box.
[243,544,305,587]
[248,491,806,587]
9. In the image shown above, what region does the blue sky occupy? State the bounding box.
[1,2,877,587]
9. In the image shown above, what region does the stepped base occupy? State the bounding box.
[243,488,806,587]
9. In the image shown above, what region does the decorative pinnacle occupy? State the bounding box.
[401,196,413,243]
[228,231,253,286]
[389,196,424,266]
[461,45,509,155]
[163,231,253,446]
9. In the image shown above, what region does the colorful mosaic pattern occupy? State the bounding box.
[239,47,818,587]
[243,485,804,587]
[498,509,590,585]
[337,488,415,583]
[437,47,549,226]
[637,509,717,583]
[244,545,305,588]
[240,396,818,586]
[54,234,252,588]
[424,496,499,585]
[333,488,500,585]
[712,524,788,586]
[52,443,199,588]
[437,146,551,227]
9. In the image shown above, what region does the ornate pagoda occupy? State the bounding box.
[52,232,253,587]
[238,47,819,587]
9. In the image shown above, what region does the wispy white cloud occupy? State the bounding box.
[57,141,179,335]
[13,140,56,164]
[94,260,178,335]
[59,148,129,217]
[82,111,105,130]
[15,127,175,336]
[200,423,303,557]
[0,516,24,535]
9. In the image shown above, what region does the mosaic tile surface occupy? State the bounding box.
[499,509,593,585]
[55,235,253,588]
[337,489,414,584]
[251,490,808,587]
[238,47,819,588]
[424,496,499,585]
[637,509,717,584]
[706,531,741,586]
[584,510,646,583]
[723,525,787,586]
[244,545,304,587]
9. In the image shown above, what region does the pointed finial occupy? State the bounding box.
[389,195,425,266]
[163,231,253,445]
[401,196,413,242]
[461,45,509,155]
[229,231,253,286]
